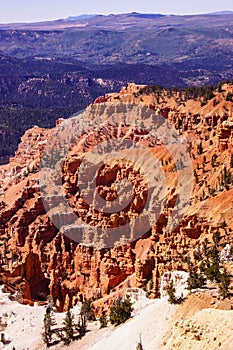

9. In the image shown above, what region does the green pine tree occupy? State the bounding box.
[213,230,221,246]
[63,309,75,345]
[99,313,108,329]
[110,296,133,326]
[187,262,206,290]
[81,299,96,321]
[202,238,210,256]
[205,245,221,283]
[226,92,233,102]
[41,305,57,347]
[76,315,87,338]
[167,280,177,304]
[218,268,231,299]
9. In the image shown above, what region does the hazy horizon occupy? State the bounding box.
[0,0,233,23]
[1,10,233,24]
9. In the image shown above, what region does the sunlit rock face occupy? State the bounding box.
[0,83,233,311]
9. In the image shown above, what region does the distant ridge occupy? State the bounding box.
[66,12,233,21]
[66,13,165,21]
[126,12,165,19]
[1,11,233,27]
[67,14,99,21]
[207,10,233,15]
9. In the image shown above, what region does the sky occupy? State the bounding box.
[0,0,233,23]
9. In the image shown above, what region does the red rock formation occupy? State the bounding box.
[0,83,233,311]
[10,251,49,299]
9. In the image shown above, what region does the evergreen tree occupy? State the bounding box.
[213,230,221,246]
[205,245,221,283]
[211,154,218,167]
[218,268,231,299]
[41,305,57,347]
[202,238,210,256]
[63,309,75,345]
[197,141,203,155]
[81,299,96,321]
[136,334,143,350]
[76,315,87,338]
[193,247,202,262]
[99,313,108,329]
[221,166,232,188]
[194,169,199,183]
[167,280,177,304]
[187,262,206,290]
[110,296,133,326]
[230,154,233,168]
[222,220,227,229]
[226,92,233,102]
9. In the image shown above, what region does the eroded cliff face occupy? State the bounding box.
[0,83,233,311]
